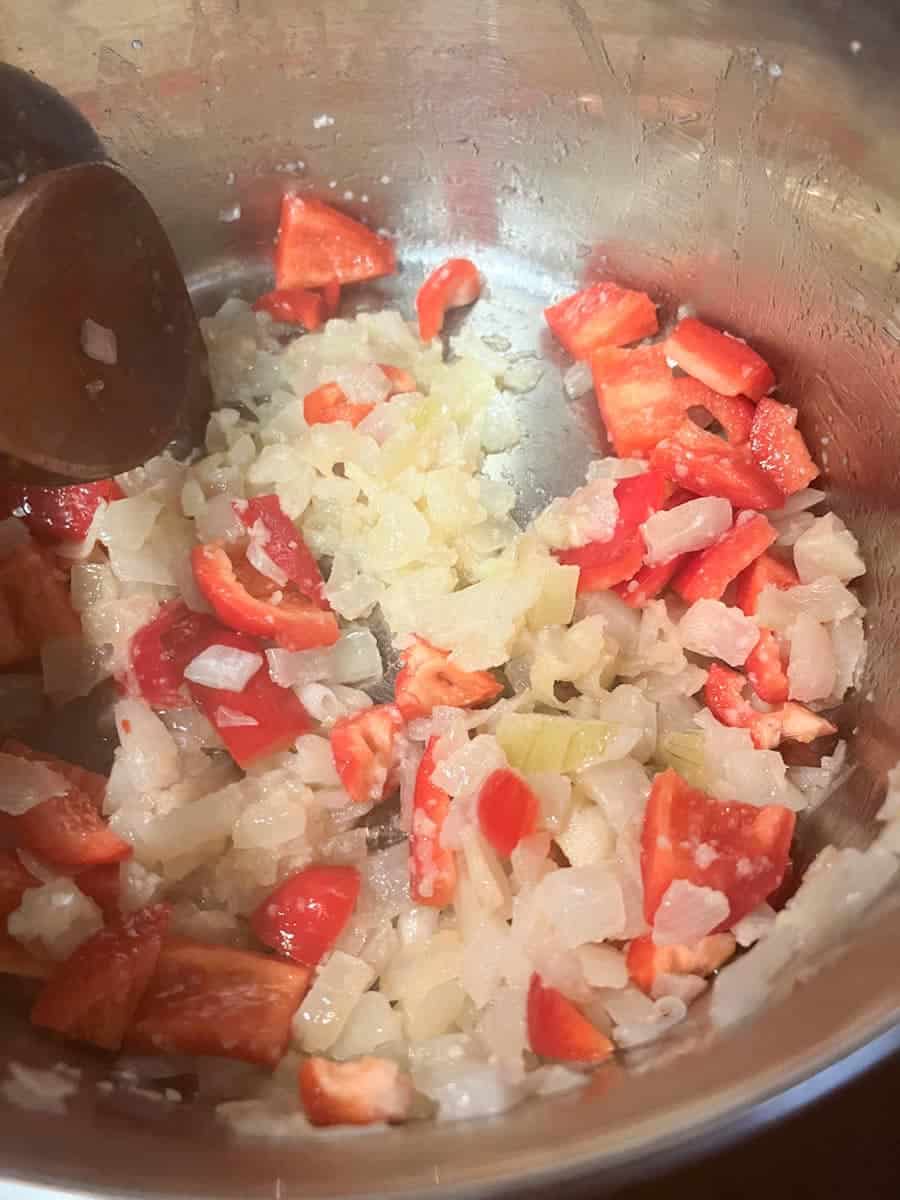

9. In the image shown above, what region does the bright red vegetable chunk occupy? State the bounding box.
[416,258,481,341]
[321,280,341,318]
[650,420,785,510]
[0,932,49,979]
[735,551,799,616]
[127,938,310,1066]
[74,862,123,918]
[678,379,756,445]
[128,601,221,708]
[303,363,417,428]
[749,398,820,496]
[478,769,539,857]
[330,703,405,804]
[626,932,736,995]
[672,513,777,603]
[641,769,796,928]
[275,195,396,290]
[0,848,39,919]
[745,628,790,704]
[251,864,360,967]
[299,1056,413,1127]
[253,287,326,330]
[526,973,614,1063]
[555,469,670,594]
[545,283,658,360]
[31,904,171,1052]
[0,543,81,668]
[394,637,502,721]
[409,737,457,908]
[0,480,122,543]
[234,494,329,610]
[192,543,339,651]
[591,345,688,458]
[665,317,775,400]
[184,627,313,767]
[704,663,783,750]
[614,556,684,608]
[2,740,130,868]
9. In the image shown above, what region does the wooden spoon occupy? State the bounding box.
[0,161,212,483]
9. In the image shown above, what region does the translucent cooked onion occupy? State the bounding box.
[787,614,836,703]
[641,497,732,566]
[0,755,68,814]
[679,599,759,667]
[652,880,730,946]
[792,513,865,584]
[184,645,263,692]
[534,864,625,948]
[293,951,377,1053]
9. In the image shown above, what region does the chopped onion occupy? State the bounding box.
[114,698,181,791]
[577,943,628,988]
[533,479,619,550]
[612,995,688,1048]
[679,599,759,666]
[562,361,594,399]
[266,647,332,688]
[81,318,118,365]
[8,880,103,960]
[195,494,245,544]
[787,614,836,702]
[293,951,377,1053]
[793,513,865,584]
[333,363,391,407]
[755,577,859,632]
[641,498,732,566]
[330,629,383,684]
[184,645,263,692]
[578,759,650,832]
[586,456,648,482]
[731,903,776,947]
[213,707,258,728]
[246,528,289,587]
[534,864,625,948]
[330,992,405,1061]
[99,496,162,552]
[0,754,68,815]
[431,735,506,799]
[652,880,730,946]
[768,487,826,517]
[650,973,707,1003]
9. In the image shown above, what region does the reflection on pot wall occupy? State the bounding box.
[1,2,899,1198]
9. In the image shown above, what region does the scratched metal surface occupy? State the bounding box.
[2,1,900,1197]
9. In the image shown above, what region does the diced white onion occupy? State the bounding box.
[787,614,836,702]
[792,513,865,585]
[679,599,759,666]
[0,754,68,815]
[534,864,625,948]
[612,995,688,1048]
[293,951,377,1053]
[333,363,391,407]
[731,903,776,947]
[756,577,859,632]
[81,318,118,365]
[184,645,263,692]
[652,880,730,946]
[562,361,593,399]
[641,498,732,566]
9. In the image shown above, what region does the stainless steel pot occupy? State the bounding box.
[2,0,900,1196]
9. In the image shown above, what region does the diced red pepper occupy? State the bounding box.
[251,864,360,967]
[0,931,49,979]
[2,740,130,868]
[394,637,502,721]
[0,480,122,543]
[672,513,777,603]
[127,938,310,1066]
[128,601,221,708]
[591,345,689,458]
[555,469,670,594]
[321,280,341,318]
[0,848,38,919]
[735,551,799,617]
[745,628,789,704]
[192,543,339,651]
[641,769,795,928]
[275,195,396,290]
[677,378,756,445]
[330,703,404,804]
[613,556,685,608]
[303,363,416,428]
[416,258,481,341]
[0,543,81,668]
[31,904,170,1052]
[74,862,122,918]
[665,317,775,401]
[252,287,325,330]
[183,627,313,767]
[526,973,614,1063]
[299,1056,413,1127]
[409,737,457,908]
[749,398,820,497]
[478,768,539,857]
[545,283,658,360]
[650,420,785,510]
[705,662,782,750]
[626,932,736,995]
[234,494,329,610]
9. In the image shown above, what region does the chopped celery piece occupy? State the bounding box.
[496,713,618,774]
[655,731,707,789]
